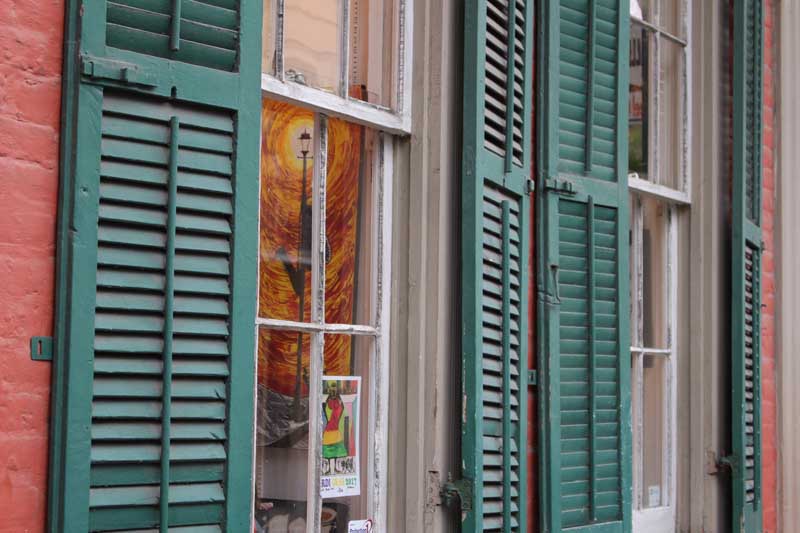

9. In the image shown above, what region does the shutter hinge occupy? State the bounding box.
[714,452,736,475]
[526,179,536,193]
[440,475,473,511]
[80,55,157,87]
[527,369,538,386]
[544,177,577,196]
[30,336,53,361]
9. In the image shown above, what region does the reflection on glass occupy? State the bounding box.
[658,0,684,39]
[641,354,666,508]
[629,22,650,180]
[324,118,377,326]
[320,334,372,530]
[262,0,276,74]
[349,0,396,107]
[642,196,668,348]
[630,0,654,22]
[284,0,341,92]
[658,38,685,190]
[255,328,311,533]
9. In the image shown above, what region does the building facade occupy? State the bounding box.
[0,0,798,532]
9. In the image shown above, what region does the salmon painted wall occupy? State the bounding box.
[760,0,777,530]
[0,0,63,530]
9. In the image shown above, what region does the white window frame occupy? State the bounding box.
[629,1,691,531]
[254,1,413,531]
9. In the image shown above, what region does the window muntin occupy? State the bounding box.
[629,0,689,199]
[629,194,678,519]
[628,4,688,527]
[261,0,411,134]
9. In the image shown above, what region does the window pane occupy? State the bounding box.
[321,334,373,529]
[630,0,654,23]
[256,328,312,532]
[657,38,685,191]
[260,99,317,322]
[641,354,666,508]
[349,0,397,107]
[641,196,668,349]
[658,0,685,39]
[262,0,276,74]
[629,22,651,180]
[284,0,342,93]
[324,118,377,326]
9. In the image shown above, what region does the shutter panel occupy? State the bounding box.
[461,0,534,530]
[732,0,764,530]
[49,0,261,531]
[536,1,631,532]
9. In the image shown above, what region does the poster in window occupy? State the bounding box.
[321,376,361,499]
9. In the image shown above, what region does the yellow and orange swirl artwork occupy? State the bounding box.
[258,99,362,397]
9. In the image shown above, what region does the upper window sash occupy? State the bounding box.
[628,0,691,202]
[262,0,414,135]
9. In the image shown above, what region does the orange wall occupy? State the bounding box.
[760,1,777,530]
[0,0,63,531]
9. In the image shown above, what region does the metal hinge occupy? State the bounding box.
[544,177,578,195]
[30,336,53,361]
[526,179,536,193]
[528,369,538,386]
[440,475,473,511]
[714,453,736,474]
[80,55,157,87]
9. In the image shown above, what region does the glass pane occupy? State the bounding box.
[321,334,373,529]
[641,196,668,348]
[641,354,666,508]
[349,0,397,107]
[262,0,276,74]
[658,0,685,39]
[629,22,652,180]
[630,0,654,23]
[256,328,313,532]
[324,118,378,326]
[260,99,317,322]
[284,0,342,93]
[657,38,685,191]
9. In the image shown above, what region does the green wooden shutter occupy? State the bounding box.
[536,1,631,531]
[732,0,764,530]
[460,0,534,530]
[48,0,261,531]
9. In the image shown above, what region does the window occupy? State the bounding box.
[629,1,689,531]
[255,2,411,532]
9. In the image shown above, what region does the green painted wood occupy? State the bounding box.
[732,1,764,531]
[537,1,631,532]
[462,0,534,530]
[49,0,261,530]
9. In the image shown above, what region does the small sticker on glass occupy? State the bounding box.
[348,519,373,533]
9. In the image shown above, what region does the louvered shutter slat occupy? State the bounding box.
[461,0,534,531]
[538,1,631,532]
[732,1,764,529]
[49,0,259,530]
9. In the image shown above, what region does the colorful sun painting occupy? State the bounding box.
[258,99,366,445]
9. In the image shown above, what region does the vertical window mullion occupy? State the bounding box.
[370,133,392,526]
[652,31,661,184]
[339,0,351,98]
[666,204,679,509]
[274,0,285,80]
[305,114,328,533]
